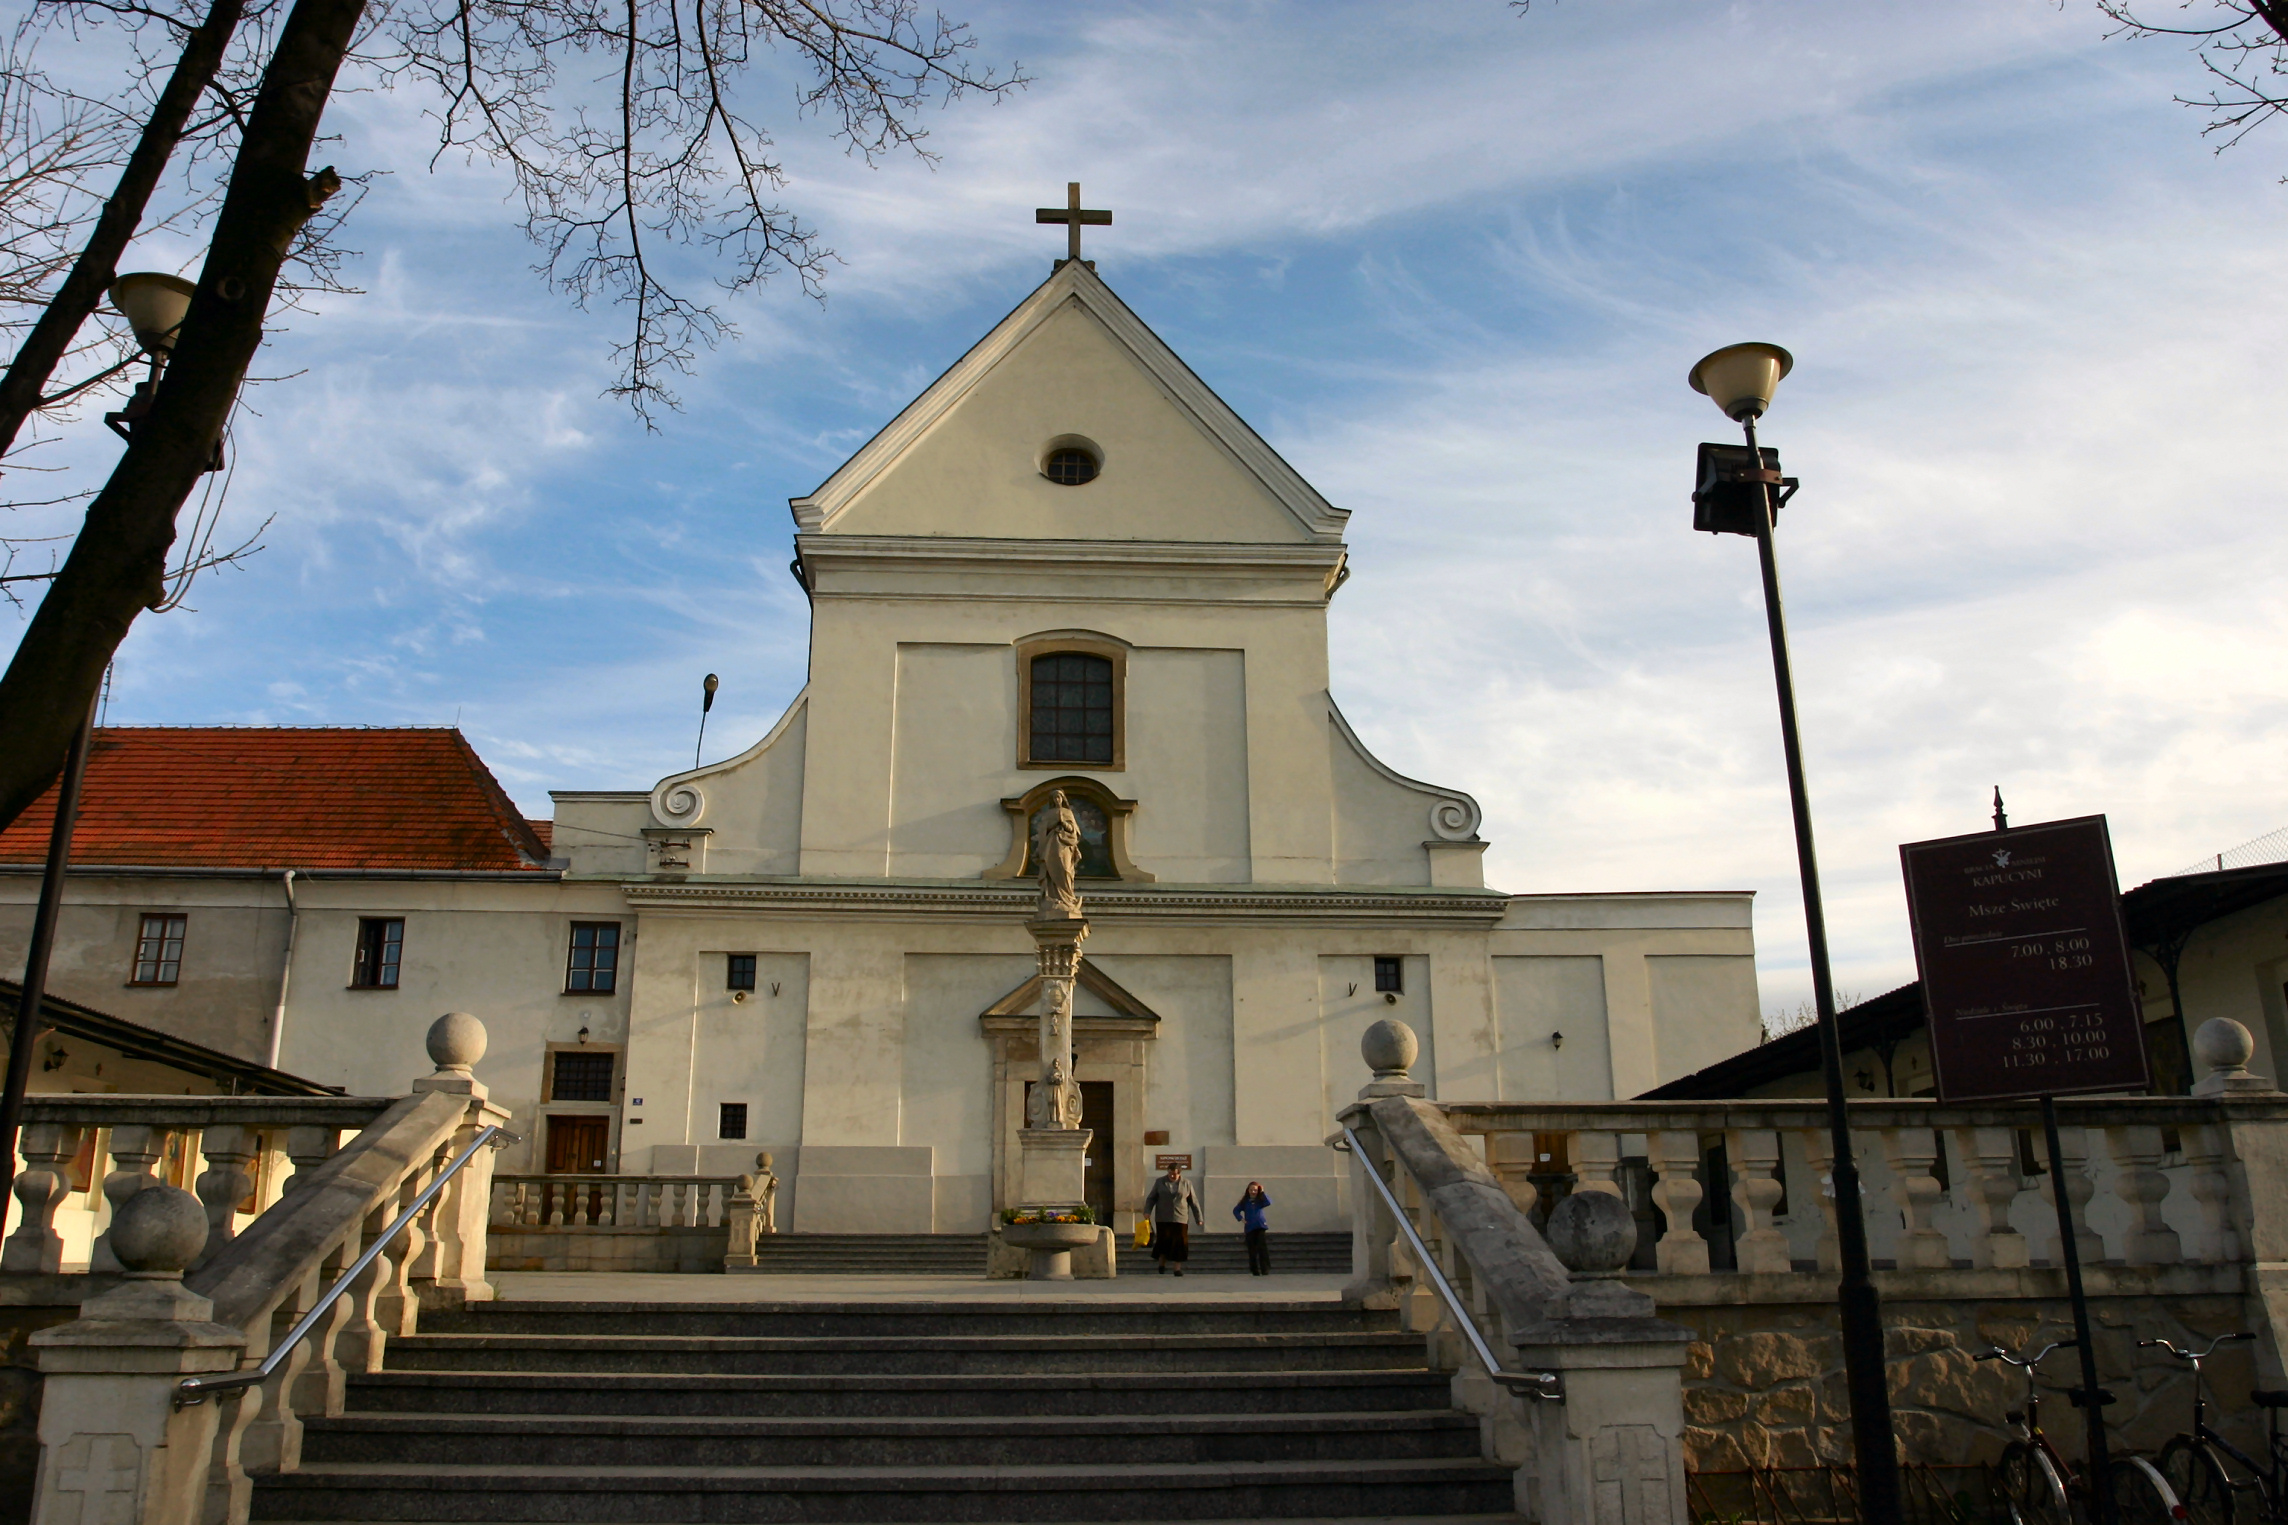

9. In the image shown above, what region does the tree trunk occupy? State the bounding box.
[0,0,365,830]
[0,0,247,461]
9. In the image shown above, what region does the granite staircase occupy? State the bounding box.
[728,1230,1353,1277]
[257,1296,1522,1523]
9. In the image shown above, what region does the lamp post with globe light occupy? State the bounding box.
[1687,343,1903,1521]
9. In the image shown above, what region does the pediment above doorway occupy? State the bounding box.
[977,959,1159,1034]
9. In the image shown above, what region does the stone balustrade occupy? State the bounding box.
[20,1012,509,1525]
[490,1173,738,1231]
[485,1174,742,1274]
[1435,1092,2288,1280]
[4,1096,394,1279]
[1340,1017,2288,1499]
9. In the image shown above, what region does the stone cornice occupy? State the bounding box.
[795,534,1344,575]
[618,879,1512,927]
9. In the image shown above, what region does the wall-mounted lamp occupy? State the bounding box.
[577,1026,590,1044]
[41,1044,67,1072]
[1550,1030,1564,1051]
[102,273,222,468]
[1854,1068,1875,1092]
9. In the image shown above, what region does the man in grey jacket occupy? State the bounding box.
[1141,1162,1204,1276]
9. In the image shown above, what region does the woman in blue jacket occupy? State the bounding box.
[1232,1182,1272,1275]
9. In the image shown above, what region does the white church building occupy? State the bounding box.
[0,260,1761,1238]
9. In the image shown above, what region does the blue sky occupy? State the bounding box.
[15,0,2288,1016]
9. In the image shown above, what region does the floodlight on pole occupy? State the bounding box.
[1686,343,1903,1521]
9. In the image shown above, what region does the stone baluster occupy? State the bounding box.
[1797,1128,1842,1275]
[334,1193,396,1375]
[191,1125,260,1271]
[1724,1129,1791,1274]
[1952,1126,2029,1269]
[1572,1128,1625,1199]
[88,1126,169,1275]
[1646,1131,1709,1275]
[2105,1124,2182,1266]
[596,1182,617,1228]
[372,1166,428,1340]
[1485,1134,1538,1218]
[2180,1122,2238,1264]
[282,1223,363,1423]
[282,1126,340,1196]
[546,1179,567,1227]
[1882,1129,1951,1270]
[4,1124,83,1274]
[236,1265,322,1481]
[2042,1124,2104,1268]
[571,1181,592,1229]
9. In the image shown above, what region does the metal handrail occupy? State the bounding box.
[1339,1124,1561,1400]
[175,1123,516,1407]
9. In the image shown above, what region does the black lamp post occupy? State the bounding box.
[1688,342,1903,1522]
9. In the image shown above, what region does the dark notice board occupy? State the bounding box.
[1899,815,2149,1103]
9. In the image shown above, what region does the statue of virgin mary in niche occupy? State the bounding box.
[1034,789,1085,919]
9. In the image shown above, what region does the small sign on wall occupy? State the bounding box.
[1154,1153,1192,1173]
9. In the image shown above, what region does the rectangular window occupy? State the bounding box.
[552,1049,616,1103]
[1374,956,1404,994]
[565,922,620,994]
[1029,652,1115,764]
[131,913,187,985]
[351,918,403,989]
[727,954,757,991]
[718,1102,748,1140]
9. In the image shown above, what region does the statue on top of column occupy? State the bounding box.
[1034,789,1085,920]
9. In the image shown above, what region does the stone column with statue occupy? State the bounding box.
[1000,790,1106,1279]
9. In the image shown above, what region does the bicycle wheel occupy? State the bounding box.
[2160,1436,2248,1525]
[2000,1440,2073,1525]
[2108,1454,2182,1525]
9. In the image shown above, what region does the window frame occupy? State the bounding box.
[726,953,757,992]
[1373,956,1404,994]
[540,1041,624,1104]
[717,1101,748,1140]
[563,921,621,995]
[350,917,405,990]
[129,912,187,987]
[1015,635,1126,772]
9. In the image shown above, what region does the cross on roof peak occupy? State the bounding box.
[1035,182,1110,269]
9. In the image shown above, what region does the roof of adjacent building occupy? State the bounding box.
[0,979,341,1095]
[1640,859,2288,1101]
[0,727,549,871]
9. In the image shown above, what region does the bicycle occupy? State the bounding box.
[2134,1331,2288,1525]
[1978,1337,2181,1525]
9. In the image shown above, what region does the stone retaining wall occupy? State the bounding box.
[486,1225,728,1274]
[1627,1267,2266,1472]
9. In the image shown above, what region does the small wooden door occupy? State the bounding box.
[1080,1082,1114,1223]
[546,1115,611,1174]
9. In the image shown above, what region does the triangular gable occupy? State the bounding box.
[790,261,1348,545]
[979,959,1161,1024]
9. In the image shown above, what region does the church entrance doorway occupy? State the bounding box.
[1080,1081,1114,1222]
[546,1115,610,1174]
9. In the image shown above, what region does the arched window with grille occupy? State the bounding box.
[1027,650,1117,766]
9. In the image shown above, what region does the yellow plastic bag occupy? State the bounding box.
[1133,1219,1152,1250]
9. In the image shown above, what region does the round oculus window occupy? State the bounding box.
[1044,447,1099,486]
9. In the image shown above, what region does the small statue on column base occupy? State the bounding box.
[1034,790,1084,920]
[1027,1058,1081,1130]
[741,1151,778,1238]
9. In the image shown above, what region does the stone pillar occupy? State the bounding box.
[1003,914,1101,1280]
[1340,1018,1428,1308]
[30,1186,245,1525]
[2193,1019,2288,1387]
[409,1011,510,1309]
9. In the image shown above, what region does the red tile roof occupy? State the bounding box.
[0,728,550,871]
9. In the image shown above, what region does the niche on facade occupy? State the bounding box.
[982,775,1154,884]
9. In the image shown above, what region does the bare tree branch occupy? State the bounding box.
[2100,1,2288,163]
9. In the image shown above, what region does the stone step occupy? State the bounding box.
[421,1299,1393,1339]
[296,1410,1486,1468]
[379,1330,1430,1376]
[250,1459,1521,1523]
[345,1369,1458,1419]
[255,1516,1530,1525]
[1132,1233,1351,1274]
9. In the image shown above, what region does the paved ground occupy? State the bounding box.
[493,1270,1353,1302]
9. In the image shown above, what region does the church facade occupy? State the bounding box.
[0,261,1760,1239]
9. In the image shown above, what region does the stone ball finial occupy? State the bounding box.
[1544,1190,1636,1278]
[2194,1017,2256,1077]
[1361,1018,1419,1080]
[426,1011,487,1074]
[109,1185,207,1277]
